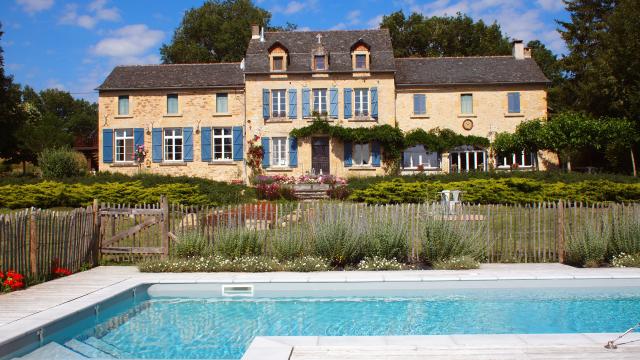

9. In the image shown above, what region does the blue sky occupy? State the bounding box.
[1,0,570,102]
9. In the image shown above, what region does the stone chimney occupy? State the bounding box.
[523,47,532,58]
[512,40,525,60]
[251,24,260,40]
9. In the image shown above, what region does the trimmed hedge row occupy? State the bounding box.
[349,178,640,205]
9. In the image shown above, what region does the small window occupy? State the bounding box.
[314,55,326,70]
[355,54,367,69]
[354,88,369,116]
[313,89,327,115]
[271,90,286,118]
[403,145,438,169]
[273,56,284,71]
[167,94,179,114]
[164,128,183,161]
[461,94,473,114]
[114,128,134,162]
[508,92,521,113]
[213,127,233,160]
[118,95,129,116]
[272,137,288,166]
[216,93,228,113]
[353,143,370,166]
[413,94,426,115]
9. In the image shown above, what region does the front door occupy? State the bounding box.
[311,137,330,175]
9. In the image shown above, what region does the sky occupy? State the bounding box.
[1,0,570,103]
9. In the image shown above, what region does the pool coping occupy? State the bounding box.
[2,264,640,358]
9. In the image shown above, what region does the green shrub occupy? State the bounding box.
[367,220,409,262]
[610,212,640,256]
[38,148,87,179]
[173,231,211,258]
[312,218,370,266]
[214,228,264,259]
[432,255,480,270]
[611,253,640,268]
[420,218,485,265]
[270,229,308,260]
[565,220,609,267]
[357,256,408,270]
[282,256,332,272]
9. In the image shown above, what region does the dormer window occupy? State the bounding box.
[273,56,284,71]
[314,55,326,70]
[269,42,288,72]
[351,40,371,71]
[355,54,367,69]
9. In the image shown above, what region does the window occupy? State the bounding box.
[353,143,370,166]
[403,145,438,169]
[213,127,233,160]
[413,94,426,115]
[272,137,288,166]
[508,92,521,113]
[355,54,367,69]
[216,93,228,113]
[114,129,134,162]
[118,95,129,115]
[313,89,327,115]
[449,146,486,172]
[164,128,183,161]
[273,56,284,71]
[314,55,326,70]
[497,151,534,168]
[271,90,286,117]
[461,94,473,114]
[354,88,369,116]
[167,94,179,114]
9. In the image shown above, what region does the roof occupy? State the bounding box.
[394,57,550,86]
[97,63,244,90]
[244,29,395,74]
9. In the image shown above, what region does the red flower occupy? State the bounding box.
[6,271,23,281]
[53,267,72,277]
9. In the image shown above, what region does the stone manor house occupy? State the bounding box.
[97,26,551,182]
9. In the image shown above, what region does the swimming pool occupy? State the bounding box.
[4,279,640,359]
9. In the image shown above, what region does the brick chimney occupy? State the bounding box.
[251,24,260,40]
[512,40,525,60]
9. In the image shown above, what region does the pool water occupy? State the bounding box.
[64,287,640,359]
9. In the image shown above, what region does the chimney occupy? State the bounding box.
[523,47,532,58]
[512,40,525,60]
[251,24,260,40]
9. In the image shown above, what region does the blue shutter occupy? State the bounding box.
[344,88,352,119]
[201,127,212,162]
[508,92,521,113]
[183,127,194,162]
[288,89,297,119]
[302,87,310,117]
[371,142,381,167]
[289,137,298,167]
[344,141,352,167]
[329,87,338,118]
[262,89,270,119]
[102,129,113,163]
[413,94,426,115]
[233,126,243,161]
[261,137,270,168]
[152,128,162,163]
[370,87,378,118]
[134,128,144,150]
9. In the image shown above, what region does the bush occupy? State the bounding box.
[282,256,332,272]
[432,256,480,270]
[312,218,370,266]
[38,148,87,179]
[270,229,308,261]
[173,232,210,258]
[367,220,409,262]
[357,257,408,271]
[611,253,640,268]
[565,220,609,267]
[610,212,640,256]
[420,218,485,265]
[214,228,264,259]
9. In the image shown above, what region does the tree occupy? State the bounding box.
[0,22,25,163]
[526,40,566,112]
[380,11,512,57]
[160,0,295,64]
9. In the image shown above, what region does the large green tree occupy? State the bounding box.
[0,22,26,163]
[160,0,295,64]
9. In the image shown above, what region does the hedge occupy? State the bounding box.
[349,178,640,205]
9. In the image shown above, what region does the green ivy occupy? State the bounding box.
[404,128,490,152]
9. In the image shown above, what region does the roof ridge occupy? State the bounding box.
[396,55,514,60]
[115,62,241,68]
[264,29,387,34]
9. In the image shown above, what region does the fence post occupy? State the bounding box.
[29,208,38,276]
[161,195,169,258]
[92,199,101,266]
[557,200,565,263]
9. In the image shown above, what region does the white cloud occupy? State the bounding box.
[46,78,65,90]
[273,0,317,15]
[16,0,54,14]
[537,0,565,12]
[91,24,164,64]
[367,15,383,29]
[347,10,361,25]
[329,23,347,30]
[59,0,120,29]
[296,26,311,31]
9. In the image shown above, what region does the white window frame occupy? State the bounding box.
[212,127,233,161]
[313,88,327,115]
[216,93,228,114]
[354,88,369,117]
[353,143,371,166]
[497,150,535,169]
[163,128,183,162]
[461,93,473,114]
[271,137,288,167]
[114,128,134,163]
[117,95,129,116]
[413,94,427,115]
[271,90,287,118]
[403,145,439,170]
[449,147,486,173]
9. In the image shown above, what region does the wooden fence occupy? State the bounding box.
[2,200,639,276]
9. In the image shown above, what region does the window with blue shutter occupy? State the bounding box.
[167,94,179,114]
[371,142,381,167]
[183,127,194,161]
[329,87,338,118]
[233,126,243,161]
[201,127,212,162]
[461,94,473,114]
[344,88,352,119]
[288,89,297,119]
[152,128,162,163]
[370,87,378,118]
[289,137,298,167]
[413,94,426,115]
[343,141,352,167]
[508,92,521,113]
[102,129,113,163]
[261,137,270,168]
[133,128,144,161]
[302,88,310,117]
[262,89,270,119]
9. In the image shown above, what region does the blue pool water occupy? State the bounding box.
[55,286,640,359]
